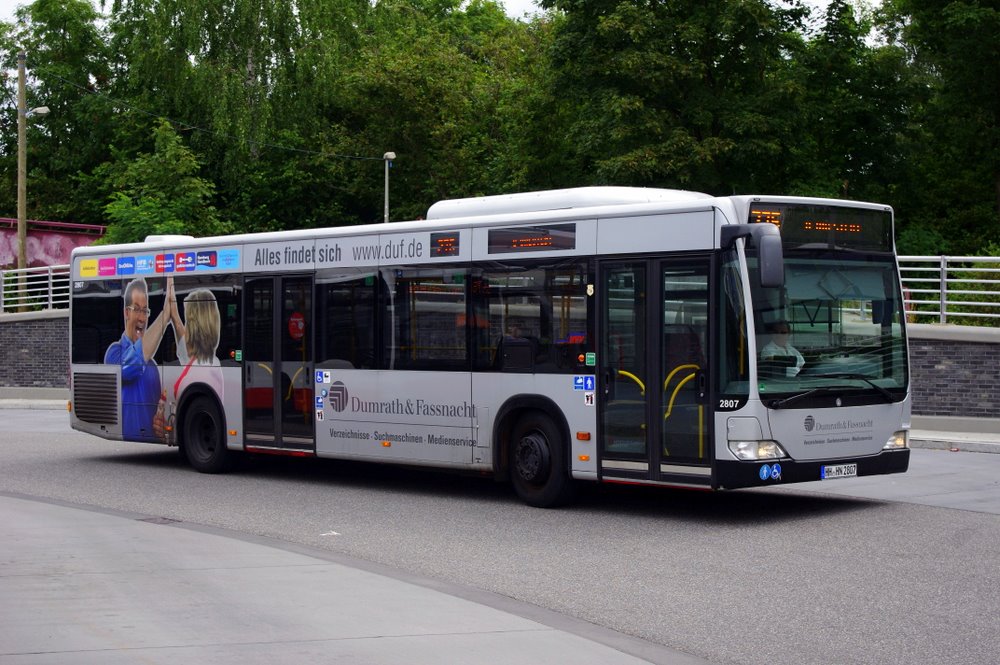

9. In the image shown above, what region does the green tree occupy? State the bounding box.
[99,120,230,244]
[882,0,1000,253]
[541,0,808,193]
[331,0,551,221]
[794,0,913,203]
[0,0,113,224]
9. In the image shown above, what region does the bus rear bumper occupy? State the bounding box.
[715,449,910,489]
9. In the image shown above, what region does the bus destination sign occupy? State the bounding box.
[430,232,460,257]
[750,203,892,252]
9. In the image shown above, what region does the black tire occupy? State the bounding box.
[182,396,233,473]
[509,411,575,508]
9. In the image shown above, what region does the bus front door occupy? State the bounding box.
[243,275,315,452]
[599,258,712,487]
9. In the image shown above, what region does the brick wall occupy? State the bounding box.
[0,311,69,389]
[907,325,1000,418]
[1,314,998,418]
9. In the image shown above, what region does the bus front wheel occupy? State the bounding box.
[509,412,574,507]
[182,396,232,474]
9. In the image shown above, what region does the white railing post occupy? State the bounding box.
[939,255,948,324]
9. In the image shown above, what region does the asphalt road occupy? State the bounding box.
[3,410,999,665]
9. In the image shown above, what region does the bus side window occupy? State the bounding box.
[315,270,377,370]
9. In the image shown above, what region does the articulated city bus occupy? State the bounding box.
[69,187,909,506]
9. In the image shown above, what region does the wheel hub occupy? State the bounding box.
[514,432,549,483]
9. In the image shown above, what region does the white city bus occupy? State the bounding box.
[69,187,910,506]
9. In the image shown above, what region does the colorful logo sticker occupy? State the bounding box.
[79,259,98,277]
[175,252,196,272]
[98,258,117,276]
[155,254,175,273]
[135,256,156,274]
[117,257,136,275]
[196,251,218,269]
[759,464,771,481]
[217,249,240,270]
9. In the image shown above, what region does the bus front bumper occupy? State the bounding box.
[715,449,910,489]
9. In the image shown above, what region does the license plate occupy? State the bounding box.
[821,463,857,480]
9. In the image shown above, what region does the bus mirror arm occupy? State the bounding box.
[720,224,784,289]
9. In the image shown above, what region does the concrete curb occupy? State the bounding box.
[0,399,67,410]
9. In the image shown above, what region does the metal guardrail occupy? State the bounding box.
[899,256,1000,325]
[1,265,71,313]
[2,257,999,325]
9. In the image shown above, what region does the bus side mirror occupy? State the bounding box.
[720,224,784,288]
[757,234,784,288]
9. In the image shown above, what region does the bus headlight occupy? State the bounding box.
[883,430,909,450]
[729,440,788,461]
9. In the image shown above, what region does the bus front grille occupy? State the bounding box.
[72,372,118,425]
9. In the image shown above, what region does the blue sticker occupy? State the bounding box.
[771,464,782,481]
[759,464,771,481]
[315,396,324,408]
[217,249,240,270]
[315,371,324,384]
[584,376,595,391]
[573,376,585,391]
[117,257,136,275]
[135,255,155,274]
[321,389,328,397]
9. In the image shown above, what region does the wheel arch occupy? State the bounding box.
[492,394,570,481]
[175,383,227,448]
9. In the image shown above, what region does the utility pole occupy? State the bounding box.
[16,51,28,312]
[15,52,48,312]
[383,152,395,223]
[17,51,27,276]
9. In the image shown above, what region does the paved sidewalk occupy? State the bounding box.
[910,415,1000,454]
[0,493,702,665]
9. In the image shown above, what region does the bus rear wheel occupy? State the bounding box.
[182,396,232,473]
[509,412,574,507]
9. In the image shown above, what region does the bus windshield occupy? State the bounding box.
[747,247,908,403]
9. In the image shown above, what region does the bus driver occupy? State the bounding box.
[760,320,805,377]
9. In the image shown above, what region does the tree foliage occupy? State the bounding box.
[100,120,229,244]
[0,0,996,256]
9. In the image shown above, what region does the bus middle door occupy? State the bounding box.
[243,275,315,452]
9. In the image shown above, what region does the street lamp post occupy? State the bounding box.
[383,151,395,223]
[16,50,49,311]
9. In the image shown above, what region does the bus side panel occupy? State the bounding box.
[471,373,599,481]
[314,369,478,467]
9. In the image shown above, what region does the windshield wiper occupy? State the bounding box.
[769,387,842,409]
[810,373,896,403]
